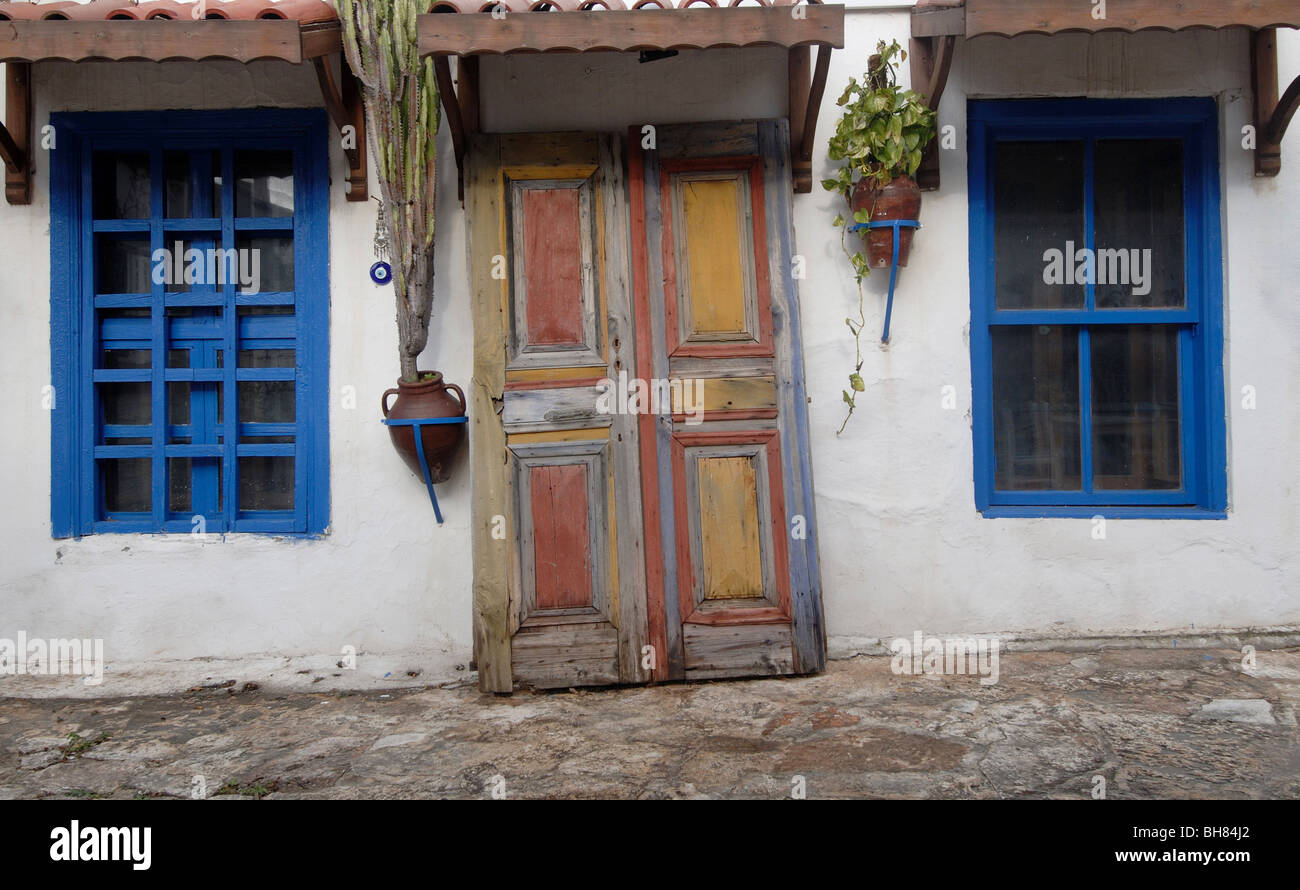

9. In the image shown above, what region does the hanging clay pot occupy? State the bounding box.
[381,372,466,484]
[850,175,922,268]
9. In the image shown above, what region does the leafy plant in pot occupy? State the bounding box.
[336,0,465,485]
[822,39,937,432]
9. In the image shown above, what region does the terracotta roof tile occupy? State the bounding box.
[0,0,804,20]
[0,0,337,23]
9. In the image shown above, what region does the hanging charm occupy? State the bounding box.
[370,196,393,285]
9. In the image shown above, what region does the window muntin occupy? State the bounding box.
[969,99,1226,515]
[52,111,329,537]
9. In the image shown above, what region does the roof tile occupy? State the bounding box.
[0,0,802,21]
[0,0,337,23]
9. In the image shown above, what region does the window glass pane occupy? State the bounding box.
[167,348,190,368]
[238,349,294,368]
[239,457,294,511]
[101,348,150,370]
[100,306,150,327]
[93,151,150,219]
[235,234,293,293]
[994,141,1085,310]
[97,235,151,294]
[235,150,294,217]
[1091,325,1181,489]
[169,457,191,513]
[168,382,191,425]
[992,325,1081,491]
[164,151,191,219]
[239,381,295,424]
[101,459,151,513]
[1094,139,1184,309]
[101,382,151,426]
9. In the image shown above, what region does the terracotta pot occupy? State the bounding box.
[381,372,466,484]
[850,175,922,268]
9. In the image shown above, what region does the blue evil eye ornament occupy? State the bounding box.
[370,261,392,285]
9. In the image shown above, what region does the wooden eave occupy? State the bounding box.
[911,0,1300,180]
[914,0,1300,39]
[0,19,367,203]
[0,19,340,63]
[421,5,845,195]
[418,5,844,55]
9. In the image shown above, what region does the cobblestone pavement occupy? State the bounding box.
[2,648,1297,799]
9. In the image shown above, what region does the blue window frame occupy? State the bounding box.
[50,110,330,537]
[968,98,1227,518]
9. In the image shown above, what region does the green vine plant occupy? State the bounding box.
[334,0,442,384]
[821,39,937,434]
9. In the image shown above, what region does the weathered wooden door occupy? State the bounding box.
[468,132,650,690]
[468,123,822,692]
[629,120,824,682]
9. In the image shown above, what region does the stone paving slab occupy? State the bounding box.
[1,648,1297,800]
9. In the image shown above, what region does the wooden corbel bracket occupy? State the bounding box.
[1,62,33,206]
[789,44,833,194]
[312,54,369,201]
[1252,27,1300,177]
[909,33,955,191]
[432,55,479,204]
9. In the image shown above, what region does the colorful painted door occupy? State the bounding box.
[467,132,650,690]
[468,123,822,692]
[629,120,824,682]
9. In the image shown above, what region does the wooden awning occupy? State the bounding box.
[911,0,1300,179]
[418,3,844,55]
[418,3,844,195]
[913,0,1300,38]
[0,0,363,204]
[0,0,341,62]
[415,0,847,181]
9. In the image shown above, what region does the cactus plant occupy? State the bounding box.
[334,0,442,383]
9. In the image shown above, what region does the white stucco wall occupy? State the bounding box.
[1,9,1298,694]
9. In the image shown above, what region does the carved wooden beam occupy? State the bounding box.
[312,54,368,201]
[2,62,32,205]
[909,33,955,191]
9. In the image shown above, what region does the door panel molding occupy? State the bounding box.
[660,156,774,359]
[510,439,613,624]
[506,175,605,370]
[672,429,791,626]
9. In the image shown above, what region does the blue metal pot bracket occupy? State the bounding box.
[370,261,392,285]
[848,219,920,342]
[380,415,468,524]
